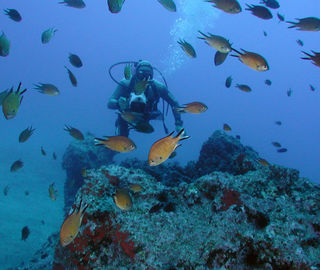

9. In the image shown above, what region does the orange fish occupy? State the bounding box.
[129,183,143,193]
[64,125,84,140]
[60,200,88,247]
[236,84,252,92]
[148,129,190,166]
[223,123,232,131]
[257,158,269,166]
[176,102,208,114]
[231,48,269,71]
[94,136,136,153]
[113,189,133,210]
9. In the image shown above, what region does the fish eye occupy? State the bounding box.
[159,157,162,160]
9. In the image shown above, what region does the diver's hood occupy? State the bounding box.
[135,60,153,80]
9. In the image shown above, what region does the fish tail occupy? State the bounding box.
[175,128,190,141]
[19,88,27,96]
[301,51,311,58]
[286,21,296,28]
[16,82,22,93]
[197,30,207,39]
[231,47,241,55]
[64,125,71,131]
[175,107,186,113]
[245,4,252,10]
[33,83,40,89]
[94,137,108,145]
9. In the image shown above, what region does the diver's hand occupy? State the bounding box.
[118,97,128,111]
[175,125,186,135]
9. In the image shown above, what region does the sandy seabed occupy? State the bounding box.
[0,147,65,269]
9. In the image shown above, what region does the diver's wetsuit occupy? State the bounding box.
[108,78,183,137]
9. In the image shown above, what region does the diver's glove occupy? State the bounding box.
[118,97,128,111]
[175,125,186,135]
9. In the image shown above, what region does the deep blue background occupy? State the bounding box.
[0,0,319,183]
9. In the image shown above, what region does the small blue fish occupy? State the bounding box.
[225,76,232,88]
[0,32,10,56]
[59,0,86,8]
[260,0,279,9]
[107,0,125,13]
[4,9,22,22]
[296,39,304,47]
[41,28,57,44]
[158,0,176,12]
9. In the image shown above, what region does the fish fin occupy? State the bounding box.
[231,47,241,55]
[19,96,24,104]
[19,88,27,96]
[64,125,71,131]
[176,129,191,141]
[166,131,175,138]
[175,107,186,113]
[175,128,185,138]
[197,30,208,39]
[230,54,239,58]
[286,21,296,28]
[16,82,22,93]
[301,51,311,57]
[174,144,182,151]
[179,135,190,142]
[94,137,110,145]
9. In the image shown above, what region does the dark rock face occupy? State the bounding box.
[62,134,116,211]
[195,130,259,177]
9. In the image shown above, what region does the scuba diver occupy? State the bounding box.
[107,60,184,137]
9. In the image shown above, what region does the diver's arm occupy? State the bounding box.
[107,80,128,110]
[157,83,183,126]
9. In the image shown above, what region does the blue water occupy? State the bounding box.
[0,0,319,268]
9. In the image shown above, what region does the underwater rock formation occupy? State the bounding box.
[62,134,115,211]
[50,164,320,269]
[195,130,260,177]
[121,131,262,187]
[120,158,195,186]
